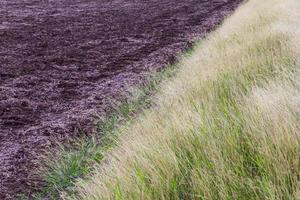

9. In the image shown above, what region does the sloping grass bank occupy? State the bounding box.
[71,0,300,199]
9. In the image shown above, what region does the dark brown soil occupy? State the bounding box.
[0,0,242,199]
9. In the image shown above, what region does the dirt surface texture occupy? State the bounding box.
[0,0,242,198]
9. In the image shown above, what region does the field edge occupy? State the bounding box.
[72,0,300,199]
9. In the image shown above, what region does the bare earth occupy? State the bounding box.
[0,0,242,198]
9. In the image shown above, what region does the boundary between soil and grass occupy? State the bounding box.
[25,44,199,200]
[24,3,248,199]
[22,2,245,199]
[71,0,300,199]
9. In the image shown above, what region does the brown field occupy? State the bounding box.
[0,0,242,198]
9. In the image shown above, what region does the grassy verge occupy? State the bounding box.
[68,0,300,199]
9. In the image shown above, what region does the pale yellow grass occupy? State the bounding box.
[68,0,300,199]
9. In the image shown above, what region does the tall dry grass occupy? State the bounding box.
[69,0,300,199]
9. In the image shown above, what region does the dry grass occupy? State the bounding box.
[68,0,300,199]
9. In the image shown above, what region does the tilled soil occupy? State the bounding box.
[0,0,242,198]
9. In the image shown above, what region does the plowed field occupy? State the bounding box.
[0,0,242,198]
